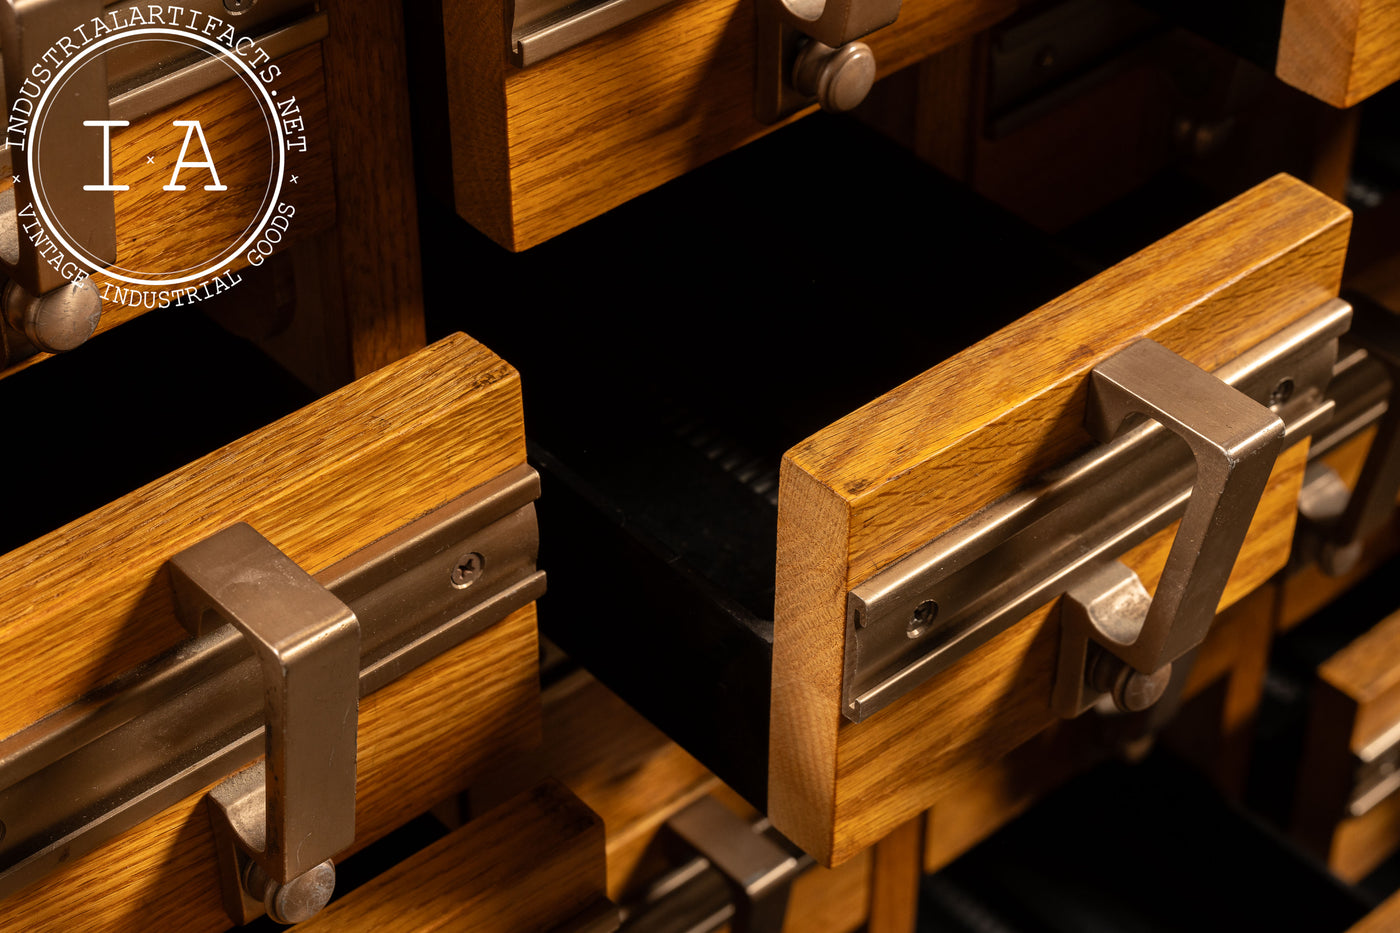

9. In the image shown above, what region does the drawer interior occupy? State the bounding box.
[422,112,1129,803]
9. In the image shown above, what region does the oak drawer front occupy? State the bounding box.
[1295,602,1400,882]
[0,334,542,931]
[433,0,1018,252]
[471,670,873,933]
[297,782,616,933]
[1277,0,1400,108]
[773,173,1352,865]
[1,9,335,375]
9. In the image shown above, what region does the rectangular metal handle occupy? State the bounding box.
[169,524,361,891]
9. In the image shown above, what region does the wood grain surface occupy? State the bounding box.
[315,0,427,382]
[0,334,539,929]
[866,816,923,933]
[0,333,524,739]
[1294,606,1400,880]
[0,606,540,933]
[447,0,1017,250]
[1351,886,1400,933]
[468,670,721,901]
[921,583,1281,872]
[470,669,869,932]
[773,174,1352,865]
[1,45,335,380]
[1278,0,1400,108]
[298,781,608,933]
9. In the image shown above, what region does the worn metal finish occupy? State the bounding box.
[755,16,811,123]
[791,39,875,112]
[1051,339,1284,717]
[510,0,677,66]
[0,465,544,900]
[843,300,1350,723]
[209,762,338,923]
[768,0,898,51]
[2,276,103,352]
[107,13,328,123]
[631,800,805,933]
[755,0,889,122]
[170,521,360,919]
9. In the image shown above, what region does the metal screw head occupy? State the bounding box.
[1269,377,1295,407]
[907,599,938,639]
[4,278,102,353]
[223,0,255,13]
[450,552,485,588]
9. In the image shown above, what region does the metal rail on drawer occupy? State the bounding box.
[0,464,545,909]
[841,299,1351,723]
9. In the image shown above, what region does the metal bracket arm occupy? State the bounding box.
[170,524,360,923]
[1052,340,1284,715]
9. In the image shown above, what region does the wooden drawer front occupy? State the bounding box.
[1295,604,1400,882]
[1278,0,1400,108]
[1,30,334,376]
[472,670,873,933]
[298,782,615,933]
[441,0,1018,251]
[773,173,1352,865]
[89,43,335,345]
[0,334,542,932]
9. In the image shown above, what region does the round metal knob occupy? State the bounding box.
[4,278,102,353]
[245,859,337,925]
[792,39,876,113]
[1090,651,1173,714]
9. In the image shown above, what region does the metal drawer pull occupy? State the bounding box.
[842,299,1350,723]
[0,465,545,917]
[170,525,360,925]
[1051,340,1283,717]
[755,0,892,120]
[653,797,802,933]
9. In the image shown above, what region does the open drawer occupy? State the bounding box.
[435,112,1358,867]
[769,172,1350,864]
[0,332,543,930]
